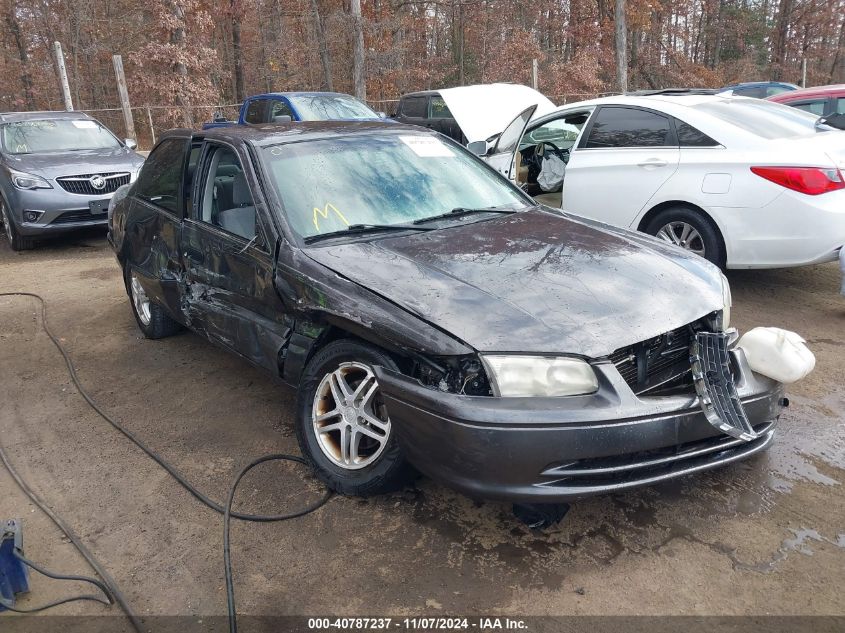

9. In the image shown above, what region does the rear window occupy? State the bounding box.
[585,107,672,148]
[400,96,427,118]
[692,100,825,139]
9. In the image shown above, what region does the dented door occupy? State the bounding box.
[180,141,291,372]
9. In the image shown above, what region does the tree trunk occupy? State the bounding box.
[6,7,35,109]
[615,0,627,93]
[351,0,366,100]
[771,0,793,80]
[168,0,193,127]
[311,0,334,91]
[231,0,245,101]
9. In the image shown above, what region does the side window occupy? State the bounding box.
[792,100,826,116]
[675,120,719,147]
[199,145,259,242]
[134,138,187,213]
[401,96,427,118]
[243,99,266,124]
[585,107,673,148]
[766,86,791,97]
[837,98,845,115]
[429,96,452,119]
[734,86,764,98]
[268,99,294,122]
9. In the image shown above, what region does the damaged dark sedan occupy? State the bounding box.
[109,122,791,502]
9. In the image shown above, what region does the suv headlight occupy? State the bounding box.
[480,355,599,397]
[720,273,732,330]
[10,169,53,190]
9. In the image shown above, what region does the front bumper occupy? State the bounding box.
[375,351,784,502]
[6,186,113,236]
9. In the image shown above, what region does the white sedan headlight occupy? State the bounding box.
[480,355,599,397]
[720,273,732,330]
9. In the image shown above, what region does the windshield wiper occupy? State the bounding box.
[304,223,433,244]
[412,206,518,225]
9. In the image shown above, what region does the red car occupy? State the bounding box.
[767,84,845,119]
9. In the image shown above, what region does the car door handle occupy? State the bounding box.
[637,158,668,168]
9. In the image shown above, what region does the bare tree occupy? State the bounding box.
[5,4,35,109]
[615,0,628,92]
[350,0,366,100]
[311,0,334,91]
[231,0,245,101]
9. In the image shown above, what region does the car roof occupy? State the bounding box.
[250,91,363,99]
[720,81,799,90]
[164,121,431,147]
[0,110,93,123]
[399,90,441,98]
[768,84,845,101]
[548,93,744,113]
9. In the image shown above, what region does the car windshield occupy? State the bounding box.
[287,95,380,120]
[0,119,122,154]
[692,99,830,139]
[262,133,530,239]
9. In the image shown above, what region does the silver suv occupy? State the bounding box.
[0,111,144,250]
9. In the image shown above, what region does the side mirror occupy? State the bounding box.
[273,115,292,123]
[466,140,489,156]
[377,111,387,118]
[125,138,138,150]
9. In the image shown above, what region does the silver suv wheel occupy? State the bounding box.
[130,274,152,326]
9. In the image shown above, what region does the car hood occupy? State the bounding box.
[303,209,724,357]
[4,147,144,179]
[438,83,557,144]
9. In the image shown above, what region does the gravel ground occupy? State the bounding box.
[1,230,843,627]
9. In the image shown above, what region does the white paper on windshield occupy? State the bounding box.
[71,120,98,129]
[400,135,453,157]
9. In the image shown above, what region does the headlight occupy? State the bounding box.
[720,273,732,330]
[480,355,599,397]
[10,169,52,190]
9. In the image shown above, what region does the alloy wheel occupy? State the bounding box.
[311,362,391,470]
[130,274,152,326]
[655,221,706,257]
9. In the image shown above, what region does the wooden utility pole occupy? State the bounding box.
[350,0,366,100]
[615,0,628,93]
[53,41,74,111]
[531,58,539,89]
[112,55,137,141]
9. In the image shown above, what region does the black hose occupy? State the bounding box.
[0,292,333,631]
[0,440,140,630]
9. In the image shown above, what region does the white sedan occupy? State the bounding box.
[467,91,845,269]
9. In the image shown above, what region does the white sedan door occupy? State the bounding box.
[563,106,680,228]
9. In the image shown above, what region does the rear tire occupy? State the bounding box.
[126,268,182,339]
[644,206,725,268]
[1,200,35,251]
[295,339,415,496]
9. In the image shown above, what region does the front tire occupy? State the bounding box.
[295,339,415,496]
[126,269,182,339]
[644,206,725,268]
[1,200,35,251]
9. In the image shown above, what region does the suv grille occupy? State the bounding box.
[56,172,130,195]
[609,324,696,395]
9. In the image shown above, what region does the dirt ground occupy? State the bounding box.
[1,229,844,626]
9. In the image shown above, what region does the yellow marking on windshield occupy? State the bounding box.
[313,203,349,232]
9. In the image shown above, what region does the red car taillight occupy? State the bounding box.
[751,166,845,195]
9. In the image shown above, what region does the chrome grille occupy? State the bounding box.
[56,172,130,195]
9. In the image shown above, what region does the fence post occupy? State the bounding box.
[146,107,156,147]
[53,42,73,111]
[112,55,137,141]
